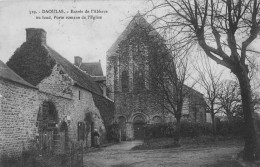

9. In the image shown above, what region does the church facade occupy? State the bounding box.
[106,13,206,140]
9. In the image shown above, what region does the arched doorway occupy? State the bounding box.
[37,101,58,152]
[133,115,145,140]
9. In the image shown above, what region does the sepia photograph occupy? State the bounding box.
[1,0,260,166]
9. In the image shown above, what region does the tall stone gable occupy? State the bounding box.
[107,13,171,140]
[107,13,206,140]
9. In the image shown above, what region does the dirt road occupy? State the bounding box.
[83,140,242,167]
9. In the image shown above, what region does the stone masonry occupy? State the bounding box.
[107,13,206,140]
[0,79,38,158]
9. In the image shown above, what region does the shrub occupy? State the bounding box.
[144,121,212,139]
[145,122,175,138]
[1,140,84,167]
[107,123,120,142]
[180,121,212,137]
[216,118,244,136]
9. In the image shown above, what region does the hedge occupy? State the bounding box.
[145,119,244,139]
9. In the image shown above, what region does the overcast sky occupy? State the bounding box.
[1,0,260,94]
[0,0,150,74]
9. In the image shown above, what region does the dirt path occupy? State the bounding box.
[83,141,242,167]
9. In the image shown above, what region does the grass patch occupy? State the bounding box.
[1,153,71,167]
[132,136,243,150]
[204,160,243,167]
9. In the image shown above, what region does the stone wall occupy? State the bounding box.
[38,64,73,99]
[0,79,38,158]
[70,87,106,146]
[106,56,116,101]
[115,92,164,123]
[92,94,115,143]
[107,20,206,140]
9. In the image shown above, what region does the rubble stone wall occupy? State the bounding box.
[0,79,38,158]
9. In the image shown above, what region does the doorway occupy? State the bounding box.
[133,115,145,140]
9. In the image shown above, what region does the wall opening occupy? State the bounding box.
[133,115,145,140]
[118,116,126,141]
[60,121,69,151]
[121,71,129,92]
[37,101,58,152]
[152,116,162,124]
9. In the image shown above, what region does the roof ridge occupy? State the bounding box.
[44,45,103,96]
[107,12,160,57]
[0,60,36,89]
[83,62,101,64]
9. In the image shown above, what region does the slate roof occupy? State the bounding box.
[92,76,106,82]
[80,62,104,76]
[107,12,162,57]
[0,60,36,89]
[45,46,102,95]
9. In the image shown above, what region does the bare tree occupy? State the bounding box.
[195,57,223,139]
[218,80,242,121]
[149,41,197,145]
[147,0,260,160]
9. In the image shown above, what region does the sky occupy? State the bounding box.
[0,0,150,74]
[1,0,260,95]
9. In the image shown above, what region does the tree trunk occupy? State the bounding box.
[236,70,259,161]
[227,114,235,135]
[211,112,216,140]
[174,117,181,146]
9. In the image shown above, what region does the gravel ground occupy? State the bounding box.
[83,140,244,167]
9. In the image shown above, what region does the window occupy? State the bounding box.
[40,101,57,121]
[134,70,145,91]
[152,116,162,124]
[182,99,189,115]
[37,101,58,132]
[121,71,129,92]
[79,90,81,100]
[118,116,126,126]
[133,115,145,124]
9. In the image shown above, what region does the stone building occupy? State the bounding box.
[0,60,38,158]
[106,13,206,140]
[74,57,107,97]
[73,56,113,133]
[5,28,114,156]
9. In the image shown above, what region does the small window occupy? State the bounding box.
[79,90,81,100]
[121,71,129,92]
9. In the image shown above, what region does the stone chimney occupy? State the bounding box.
[74,56,82,67]
[26,28,46,44]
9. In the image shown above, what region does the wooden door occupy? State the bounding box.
[134,123,145,140]
[39,130,53,152]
